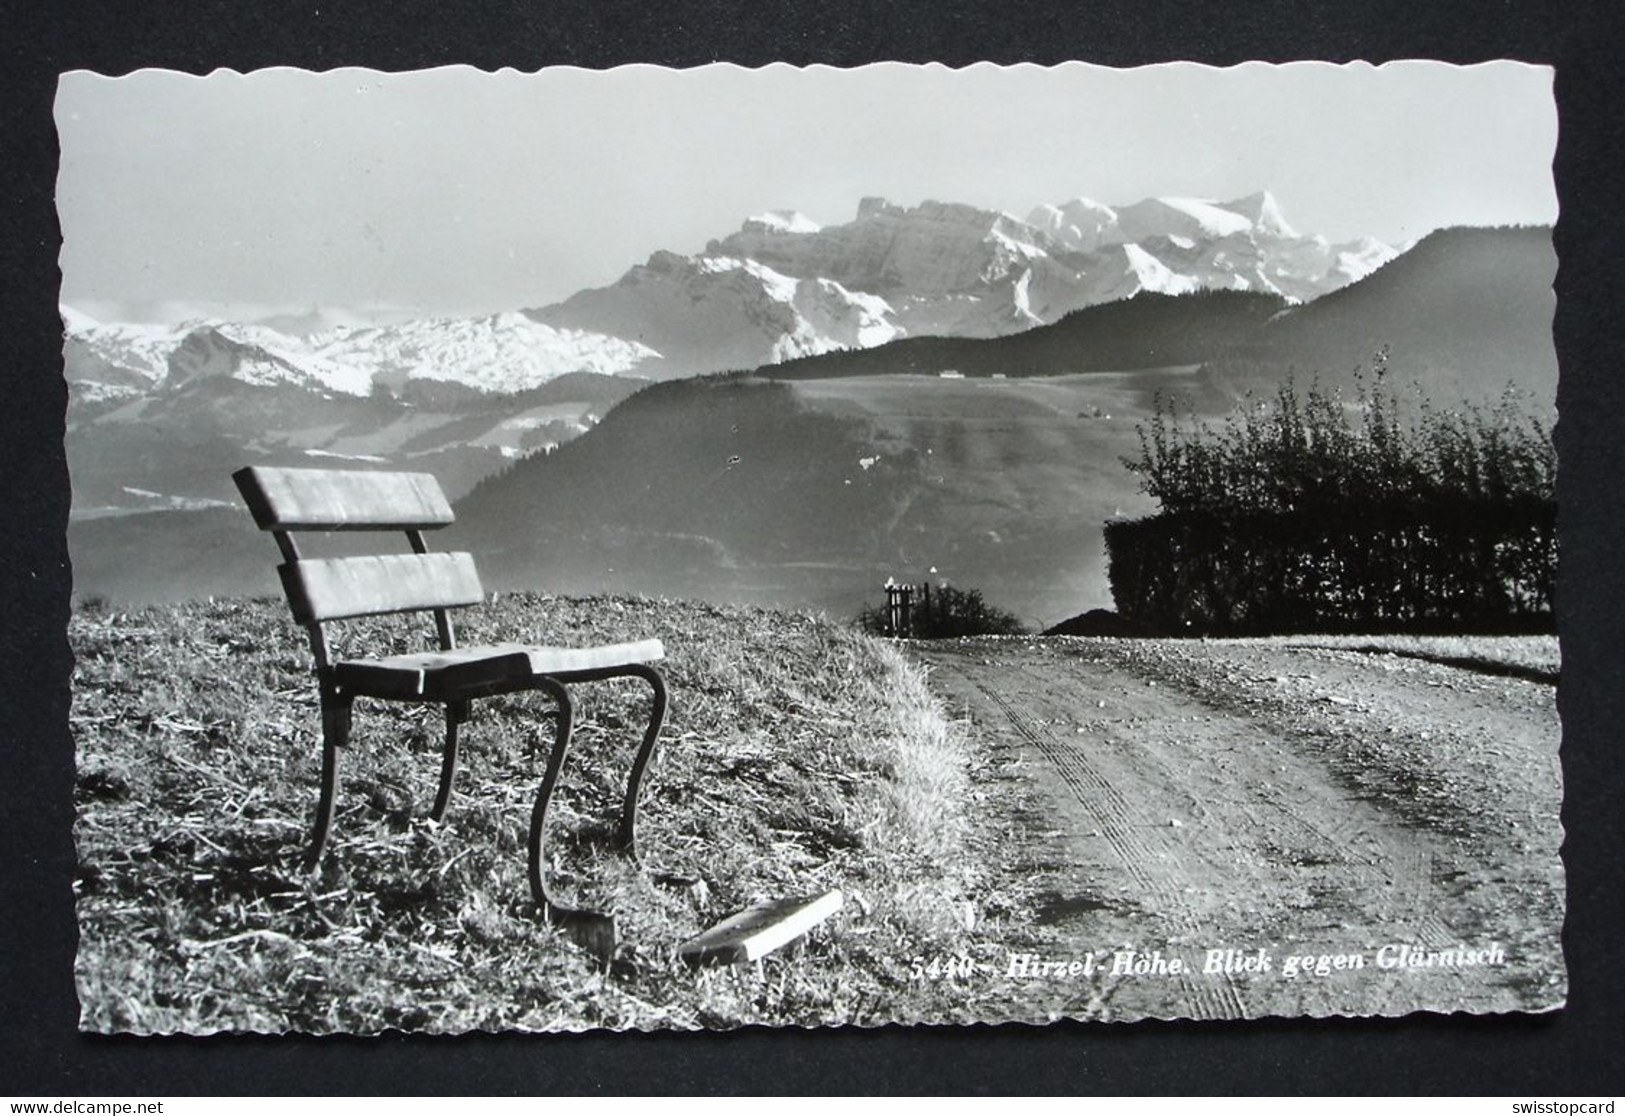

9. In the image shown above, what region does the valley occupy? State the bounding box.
[67,371,643,518]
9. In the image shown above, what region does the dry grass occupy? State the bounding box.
[70,593,984,1034]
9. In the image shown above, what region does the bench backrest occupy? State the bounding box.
[234,466,483,667]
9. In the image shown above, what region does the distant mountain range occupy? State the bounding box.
[65,189,1387,411]
[61,196,1554,620]
[62,306,659,408]
[62,188,1399,523]
[760,225,1557,407]
[525,192,1396,378]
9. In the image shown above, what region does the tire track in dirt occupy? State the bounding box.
[912,637,1566,1022]
[970,674,1247,1020]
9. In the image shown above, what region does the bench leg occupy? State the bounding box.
[617,664,668,857]
[305,693,352,873]
[526,676,573,916]
[431,700,468,822]
[526,679,617,959]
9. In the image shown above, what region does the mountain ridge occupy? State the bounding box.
[523,191,1397,379]
[63,189,1400,403]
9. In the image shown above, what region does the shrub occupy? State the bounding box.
[859,583,1027,639]
[1109,352,1557,635]
[1124,349,1555,517]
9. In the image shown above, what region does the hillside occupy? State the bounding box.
[453,376,939,608]
[451,369,1210,625]
[764,289,1287,382]
[1207,225,1557,405]
[71,594,980,1032]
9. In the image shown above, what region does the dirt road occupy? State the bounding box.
[910,636,1565,1023]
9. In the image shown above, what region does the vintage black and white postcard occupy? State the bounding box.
[58,61,1563,1033]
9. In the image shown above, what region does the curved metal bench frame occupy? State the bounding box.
[234,466,667,943]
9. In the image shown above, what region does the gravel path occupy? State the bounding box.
[910,636,1565,1023]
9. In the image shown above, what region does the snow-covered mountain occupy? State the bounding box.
[526,191,1398,378]
[65,189,1396,400]
[62,306,659,521]
[1029,192,1402,305]
[524,250,903,378]
[309,312,659,394]
[60,309,188,403]
[62,187,1403,526]
[62,308,660,408]
[167,321,373,396]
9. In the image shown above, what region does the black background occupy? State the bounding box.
[4,0,1622,1095]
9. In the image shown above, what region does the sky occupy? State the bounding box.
[55,61,1558,323]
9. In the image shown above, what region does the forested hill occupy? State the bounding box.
[763,290,1288,380]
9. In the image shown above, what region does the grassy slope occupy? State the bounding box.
[72,594,984,1034]
[455,377,939,612]
[788,372,1189,623]
[454,372,1208,628]
[1209,226,1558,405]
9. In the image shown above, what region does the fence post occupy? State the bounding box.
[884,583,909,637]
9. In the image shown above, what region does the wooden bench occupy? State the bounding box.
[233,465,667,948]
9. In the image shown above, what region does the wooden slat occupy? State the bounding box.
[335,646,536,700]
[679,890,845,967]
[234,466,455,531]
[333,640,666,700]
[279,552,484,623]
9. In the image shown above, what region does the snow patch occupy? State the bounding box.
[1121,244,1201,295]
[1154,198,1255,238]
[747,210,821,234]
[303,448,388,462]
[118,486,235,512]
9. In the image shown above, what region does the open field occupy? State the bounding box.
[70,594,985,1033]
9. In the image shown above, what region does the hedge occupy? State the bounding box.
[1104,498,1555,635]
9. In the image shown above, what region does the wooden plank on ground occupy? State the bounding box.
[679,889,844,967]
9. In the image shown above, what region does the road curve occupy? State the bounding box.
[909,636,1565,1023]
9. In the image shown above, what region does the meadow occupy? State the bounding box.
[71,592,990,1033]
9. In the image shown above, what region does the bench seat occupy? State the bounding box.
[234,465,671,953]
[334,639,666,701]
